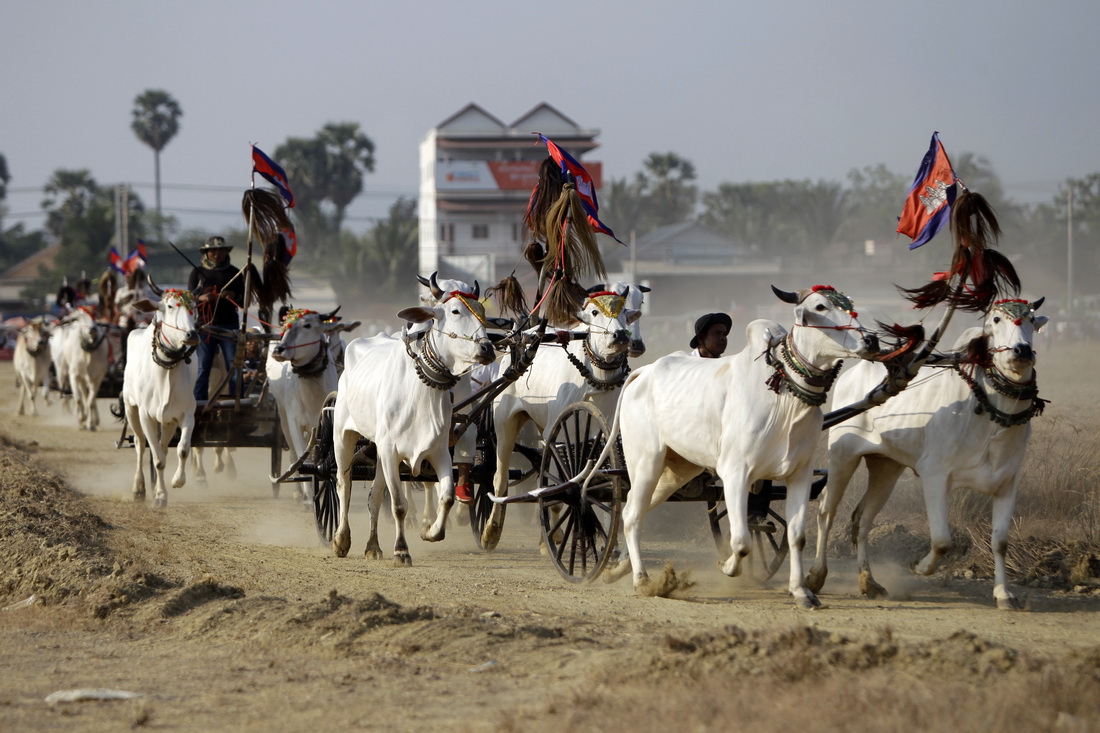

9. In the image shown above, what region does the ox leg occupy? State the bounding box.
[332,429,359,558]
[16,376,29,416]
[172,414,194,490]
[192,448,209,487]
[854,457,905,599]
[991,482,1023,610]
[141,416,171,508]
[379,456,413,566]
[717,466,753,579]
[481,411,522,551]
[127,404,147,501]
[86,377,101,431]
[362,479,386,560]
[422,446,454,543]
[807,445,862,593]
[781,466,820,608]
[913,474,953,579]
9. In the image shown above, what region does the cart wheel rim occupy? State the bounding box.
[537,402,621,583]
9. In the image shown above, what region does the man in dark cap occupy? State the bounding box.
[690,312,732,358]
[189,236,245,401]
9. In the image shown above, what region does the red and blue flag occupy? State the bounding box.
[108,247,125,274]
[896,132,957,250]
[252,145,295,208]
[535,133,621,243]
[124,239,148,274]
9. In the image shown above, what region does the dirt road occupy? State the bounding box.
[1,360,1098,731]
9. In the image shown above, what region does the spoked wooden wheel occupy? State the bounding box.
[468,413,495,548]
[707,491,789,581]
[270,402,283,498]
[537,402,621,583]
[312,397,339,544]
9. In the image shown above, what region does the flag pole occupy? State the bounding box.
[234,152,260,409]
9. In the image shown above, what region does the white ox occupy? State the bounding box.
[808,297,1049,610]
[60,307,111,430]
[481,286,641,550]
[331,290,495,564]
[268,307,344,470]
[600,285,879,607]
[13,319,52,416]
[122,288,200,508]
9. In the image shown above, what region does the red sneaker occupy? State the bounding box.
[455,482,474,505]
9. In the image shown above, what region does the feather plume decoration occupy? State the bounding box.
[544,278,588,329]
[486,273,528,320]
[243,188,293,246]
[543,183,606,283]
[525,157,565,244]
[898,190,1019,312]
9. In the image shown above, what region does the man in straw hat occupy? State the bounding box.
[689,312,731,359]
[189,236,245,401]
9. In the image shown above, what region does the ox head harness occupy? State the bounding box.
[72,307,108,353]
[151,291,197,370]
[402,290,484,391]
[24,327,48,356]
[953,299,1047,428]
[563,292,631,391]
[764,286,856,407]
[281,309,330,378]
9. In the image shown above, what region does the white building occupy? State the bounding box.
[418,102,602,284]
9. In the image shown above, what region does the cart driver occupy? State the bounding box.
[189,236,245,401]
[689,312,731,358]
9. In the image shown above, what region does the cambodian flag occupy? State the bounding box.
[896,132,958,250]
[108,247,125,274]
[123,239,148,274]
[252,145,295,208]
[536,133,621,243]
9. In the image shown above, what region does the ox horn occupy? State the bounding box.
[637,284,652,293]
[1031,296,1045,311]
[417,274,431,289]
[428,272,445,300]
[472,280,480,300]
[147,273,164,297]
[771,285,799,304]
[587,283,606,294]
[321,305,342,322]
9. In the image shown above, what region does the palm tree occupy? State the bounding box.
[319,122,375,230]
[131,89,182,244]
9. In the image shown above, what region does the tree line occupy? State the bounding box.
[1,88,1096,313]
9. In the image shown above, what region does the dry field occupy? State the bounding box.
[0,342,1098,732]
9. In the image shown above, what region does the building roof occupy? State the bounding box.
[0,242,61,283]
[432,102,599,153]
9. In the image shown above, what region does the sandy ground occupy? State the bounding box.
[0,360,1098,732]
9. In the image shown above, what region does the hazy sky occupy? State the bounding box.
[4,0,1098,239]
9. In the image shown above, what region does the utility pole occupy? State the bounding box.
[115,185,131,257]
[1068,184,1074,317]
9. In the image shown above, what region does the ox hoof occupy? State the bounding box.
[393,553,412,568]
[364,548,384,561]
[632,574,655,597]
[152,496,167,509]
[860,577,889,600]
[133,491,146,503]
[997,595,1025,611]
[420,527,445,543]
[805,568,827,594]
[480,524,502,552]
[793,591,823,610]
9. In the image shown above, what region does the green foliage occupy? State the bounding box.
[0,152,9,201]
[326,198,418,309]
[604,152,698,239]
[131,89,182,153]
[275,122,376,256]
